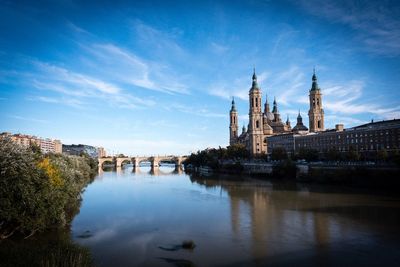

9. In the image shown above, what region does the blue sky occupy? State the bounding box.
[1,0,400,155]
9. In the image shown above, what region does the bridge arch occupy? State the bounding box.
[98,158,115,168]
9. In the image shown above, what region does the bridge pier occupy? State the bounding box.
[151,157,159,168]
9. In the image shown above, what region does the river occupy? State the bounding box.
[66,164,400,266]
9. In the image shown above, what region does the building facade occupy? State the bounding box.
[295,119,400,154]
[62,144,102,158]
[229,68,317,156]
[0,132,62,154]
[97,147,107,158]
[266,119,400,156]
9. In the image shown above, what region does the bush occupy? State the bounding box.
[271,147,288,161]
[0,137,96,239]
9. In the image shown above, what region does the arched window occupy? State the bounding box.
[252,98,254,108]
[256,97,258,107]
[318,120,321,128]
[256,120,259,128]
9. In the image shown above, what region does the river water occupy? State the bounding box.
[70,165,400,266]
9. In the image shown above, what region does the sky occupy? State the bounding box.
[1,0,400,156]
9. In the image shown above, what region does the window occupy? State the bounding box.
[251,98,254,108]
[256,120,259,128]
[317,120,321,128]
[256,97,258,107]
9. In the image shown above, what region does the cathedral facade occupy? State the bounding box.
[229,69,324,156]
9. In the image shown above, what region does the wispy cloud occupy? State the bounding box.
[299,0,400,57]
[7,115,48,124]
[165,103,226,118]
[322,80,397,116]
[82,43,189,95]
[18,59,156,110]
[267,66,305,105]
[27,95,86,109]
[208,71,269,101]
[133,19,186,59]
[210,42,230,54]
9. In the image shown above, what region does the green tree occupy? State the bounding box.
[297,147,319,162]
[326,148,340,161]
[346,146,360,161]
[377,149,388,162]
[271,147,288,161]
[227,143,249,159]
[0,137,96,239]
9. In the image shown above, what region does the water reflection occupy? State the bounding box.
[71,168,400,266]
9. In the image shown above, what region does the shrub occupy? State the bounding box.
[0,137,96,239]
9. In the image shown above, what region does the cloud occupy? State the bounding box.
[83,43,189,95]
[166,103,226,118]
[7,115,48,124]
[27,95,86,109]
[267,66,305,105]
[210,42,229,54]
[22,59,156,110]
[313,79,400,123]
[299,0,400,57]
[208,71,270,101]
[133,19,186,58]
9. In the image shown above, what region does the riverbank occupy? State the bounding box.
[0,137,97,240]
[186,161,400,190]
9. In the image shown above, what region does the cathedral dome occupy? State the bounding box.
[263,121,273,135]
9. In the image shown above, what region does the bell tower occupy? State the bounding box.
[229,97,238,145]
[248,68,264,156]
[308,68,324,132]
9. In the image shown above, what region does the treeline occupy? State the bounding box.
[185,144,249,171]
[185,144,400,171]
[0,137,97,239]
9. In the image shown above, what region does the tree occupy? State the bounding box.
[346,146,360,161]
[326,148,340,161]
[377,149,388,162]
[271,147,288,161]
[227,143,249,159]
[0,137,96,239]
[297,147,319,162]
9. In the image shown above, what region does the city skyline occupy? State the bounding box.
[1,0,400,155]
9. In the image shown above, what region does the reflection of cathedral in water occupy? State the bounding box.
[190,176,332,262]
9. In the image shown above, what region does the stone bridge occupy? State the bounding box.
[98,155,188,168]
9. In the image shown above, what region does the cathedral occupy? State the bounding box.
[229,68,324,155]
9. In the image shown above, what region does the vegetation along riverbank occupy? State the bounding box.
[0,137,97,239]
[184,144,400,189]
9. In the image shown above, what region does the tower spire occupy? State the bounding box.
[272,96,278,113]
[264,93,270,113]
[231,97,236,111]
[251,67,259,90]
[311,67,319,91]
